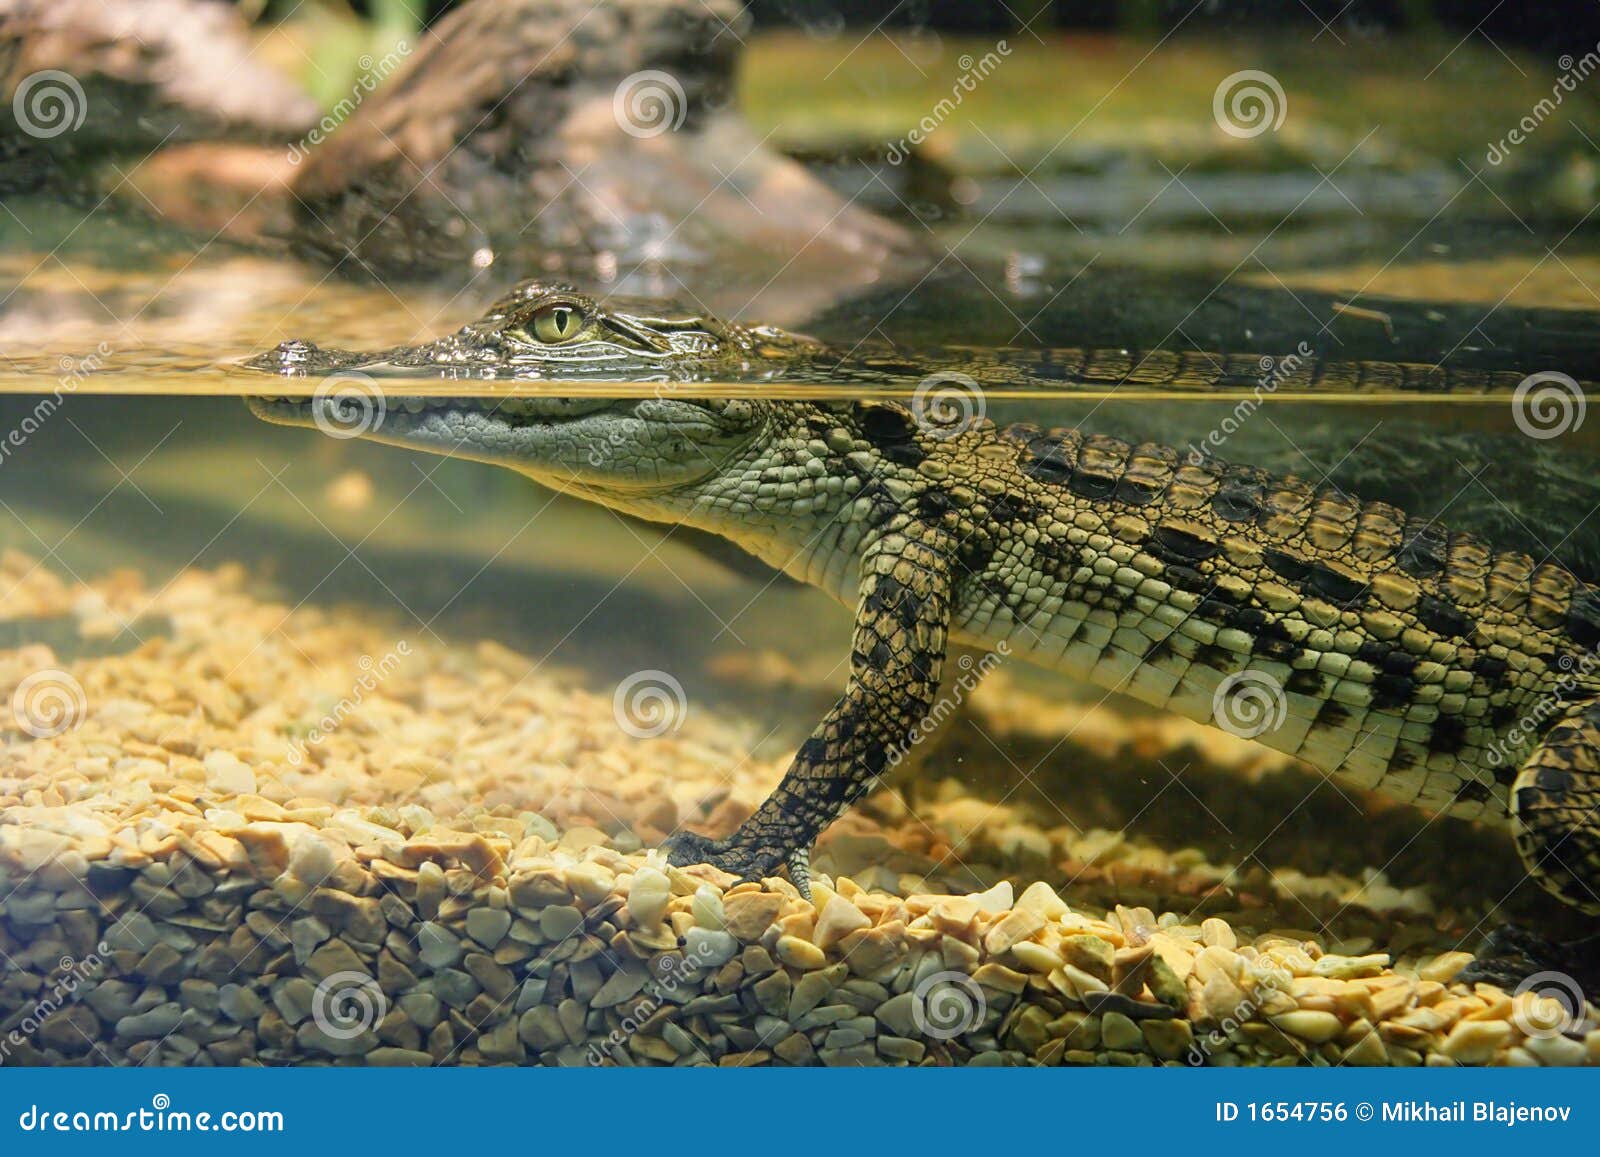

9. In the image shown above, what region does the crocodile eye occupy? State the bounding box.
[530,303,584,343]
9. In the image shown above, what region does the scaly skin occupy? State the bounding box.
[247,281,1600,925]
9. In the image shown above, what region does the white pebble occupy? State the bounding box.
[203,751,256,796]
[627,867,672,928]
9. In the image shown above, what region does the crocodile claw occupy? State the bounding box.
[661,829,808,896]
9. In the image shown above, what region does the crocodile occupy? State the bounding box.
[247,281,1600,977]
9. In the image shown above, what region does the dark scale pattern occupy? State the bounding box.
[656,400,1600,911]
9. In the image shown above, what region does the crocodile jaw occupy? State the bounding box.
[247,394,765,495]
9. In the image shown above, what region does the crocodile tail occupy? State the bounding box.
[1512,698,1600,915]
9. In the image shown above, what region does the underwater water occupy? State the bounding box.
[3,18,1600,1071]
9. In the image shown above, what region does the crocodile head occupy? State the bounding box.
[245,281,839,505]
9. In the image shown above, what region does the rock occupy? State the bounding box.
[464,954,516,1001]
[1418,951,1474,984]
[1440,1019,1512,1065]
[399,992,443,1029]
[466,908,512,948]
[691,885,725,931]
[116,1002,182,1041]
[1014,881,1069,919]
[518,1011,563,1056]
[752,970,791,1017]
[627,867,672,928]
[218,984,265,1022]
[1141,1018,1194,1060]
[775,935,826,971]
[1268,1010,1344,1044]
[297,1020,378,1058]
[591,967,648,1009]
[416,922,463,970]
[813,895,871,951]
[877,1035,926,1062]
[684,927,738,968]
[539,905,584,940]
[983,907,1045,955]
[876,992,920,1038]
[367,1047,433,1066]
[287,833,338,885]
[969,881,1013,913]
[1100,1011,1144,1051]
[477,1018,525,1062]
[723,891,784,942]
[290,916,333,966]
[204,751,256,795]
[305,939,368,983]
[1059,934,1115,982]
[788,963,846,1020]
[271,977,317,1025]
[39,1006,101,1055]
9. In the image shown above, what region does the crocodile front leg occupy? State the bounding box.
[663,521,954,897]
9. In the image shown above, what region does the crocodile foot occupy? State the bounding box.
[1457,922,1600,1008]
[661,830,814,899]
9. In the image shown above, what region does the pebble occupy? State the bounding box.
[2,559,1585,1071]
[416,922,463,970]
[813,895,871,950]
[684,927,738,968]
[626,867,671,929]
[116,1003,182,1041]
[692,886,725,931]
[724,891,785,942]
[775,935,826,971]
[466,909,512,948]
